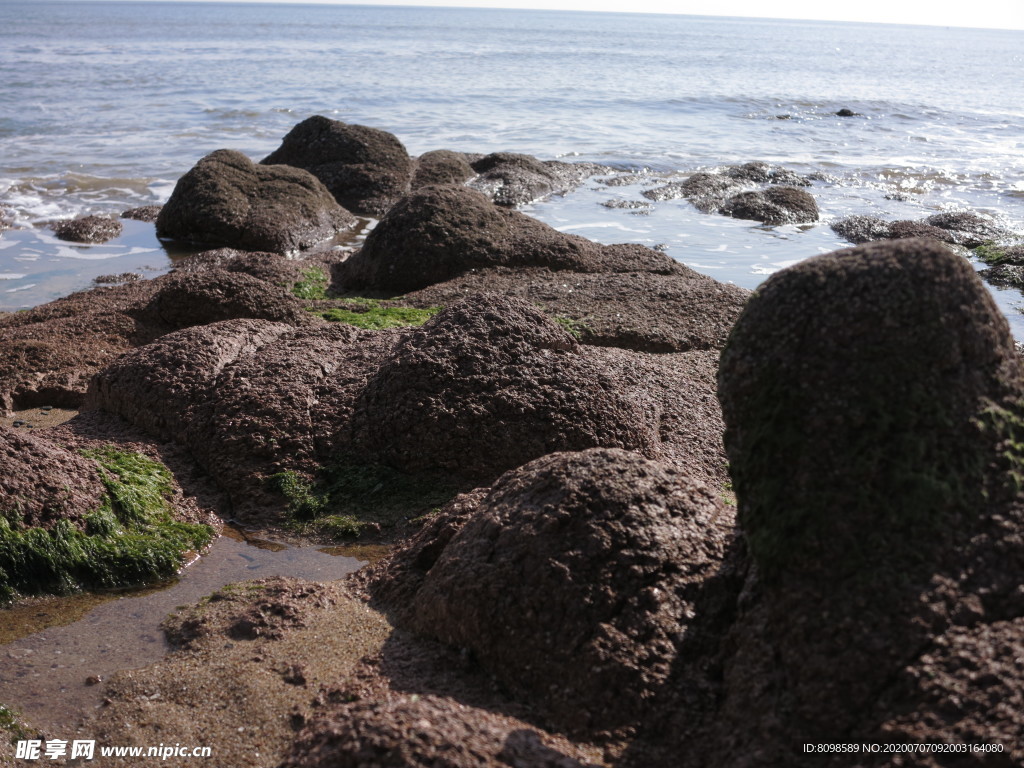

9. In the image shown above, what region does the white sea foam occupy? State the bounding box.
[0,273,27,280]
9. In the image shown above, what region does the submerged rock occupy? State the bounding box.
[51,214,123,244]
[120,205,163,222]
[407,448,731,736]
[156,149,355,253]
[721,185,819,225]
[831,210,1009,247]
[467,151,604,207]
[262,115,413,216]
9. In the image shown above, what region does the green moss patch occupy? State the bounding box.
[291,266,330,300]
[553,314,589,340]
[973,242,1024,267]
[315,298,441,330]
[0,703,28,743]
[0,448,213,602]
[271,461,458,539]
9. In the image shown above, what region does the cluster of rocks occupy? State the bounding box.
[830,210,1008,248]
[3,116,1022,766]
[636,161,819,225]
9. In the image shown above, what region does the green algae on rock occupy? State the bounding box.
[0,447,213,602]
[315,298,441,330]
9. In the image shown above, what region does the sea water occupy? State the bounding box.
[1,1,1022,329]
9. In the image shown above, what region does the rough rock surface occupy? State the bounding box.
[136,270,310,331]
[120,205,162,223]
[403,266,748,353]
[700,238,1024,765]
[721,185,819,225]
[0,425,106,529]
[51,215,123,243]
[467,152,605,208]
[411,149,476,189]
[156,148,355,252]
[407,449,732,736]
[348,296,657,484]
[262,115,413,216]
[832,210,1008,247]
[0,281,156,414]
[340,184,684,294]
[88,319,401,516]
[281,694,603,768]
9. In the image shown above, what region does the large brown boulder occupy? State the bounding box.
[349,295,657,484]
[407,448,732,736]
[340,184,683,294]
[136,270,310,331]
[702,238,1024,765]
[262,116,413,216]
[156,149,355,252]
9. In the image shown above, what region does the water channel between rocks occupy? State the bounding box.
[0,526,374,736]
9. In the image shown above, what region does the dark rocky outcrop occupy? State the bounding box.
[262,116,413,216]
[698,238,1024,765]
[51,214,123,244]
[349,296,657,484]
[403,267,748,354]
[0,425,107,530]
[980,263,1024,290]
[136,270,309,332]
[924,210,1008,247]
[411,149,476,189]
[0,266,312,416]
[156,149,355,252]
[339,184,683,294]
[120,205,163,223]
[467,152,605,208]
[406,448,732,736]
[721,185,819,225]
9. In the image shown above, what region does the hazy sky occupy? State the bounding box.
[119,0,1024,31]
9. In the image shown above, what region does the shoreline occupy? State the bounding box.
[2,120,1023,765]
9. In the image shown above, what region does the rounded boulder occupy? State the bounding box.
[411,448,731,735]
[156,149,355,253]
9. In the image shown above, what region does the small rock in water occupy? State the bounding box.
[85,675,103,686]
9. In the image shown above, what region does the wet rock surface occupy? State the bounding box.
[402,266,748,354]
[156,148,355,252]
[831,210,1008,246]
[120,205,162,222]
[50,214,123,243]
[721,185,819,225]
[262,115,413,216]
[406,449,732,736]
[467,151,607,207]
